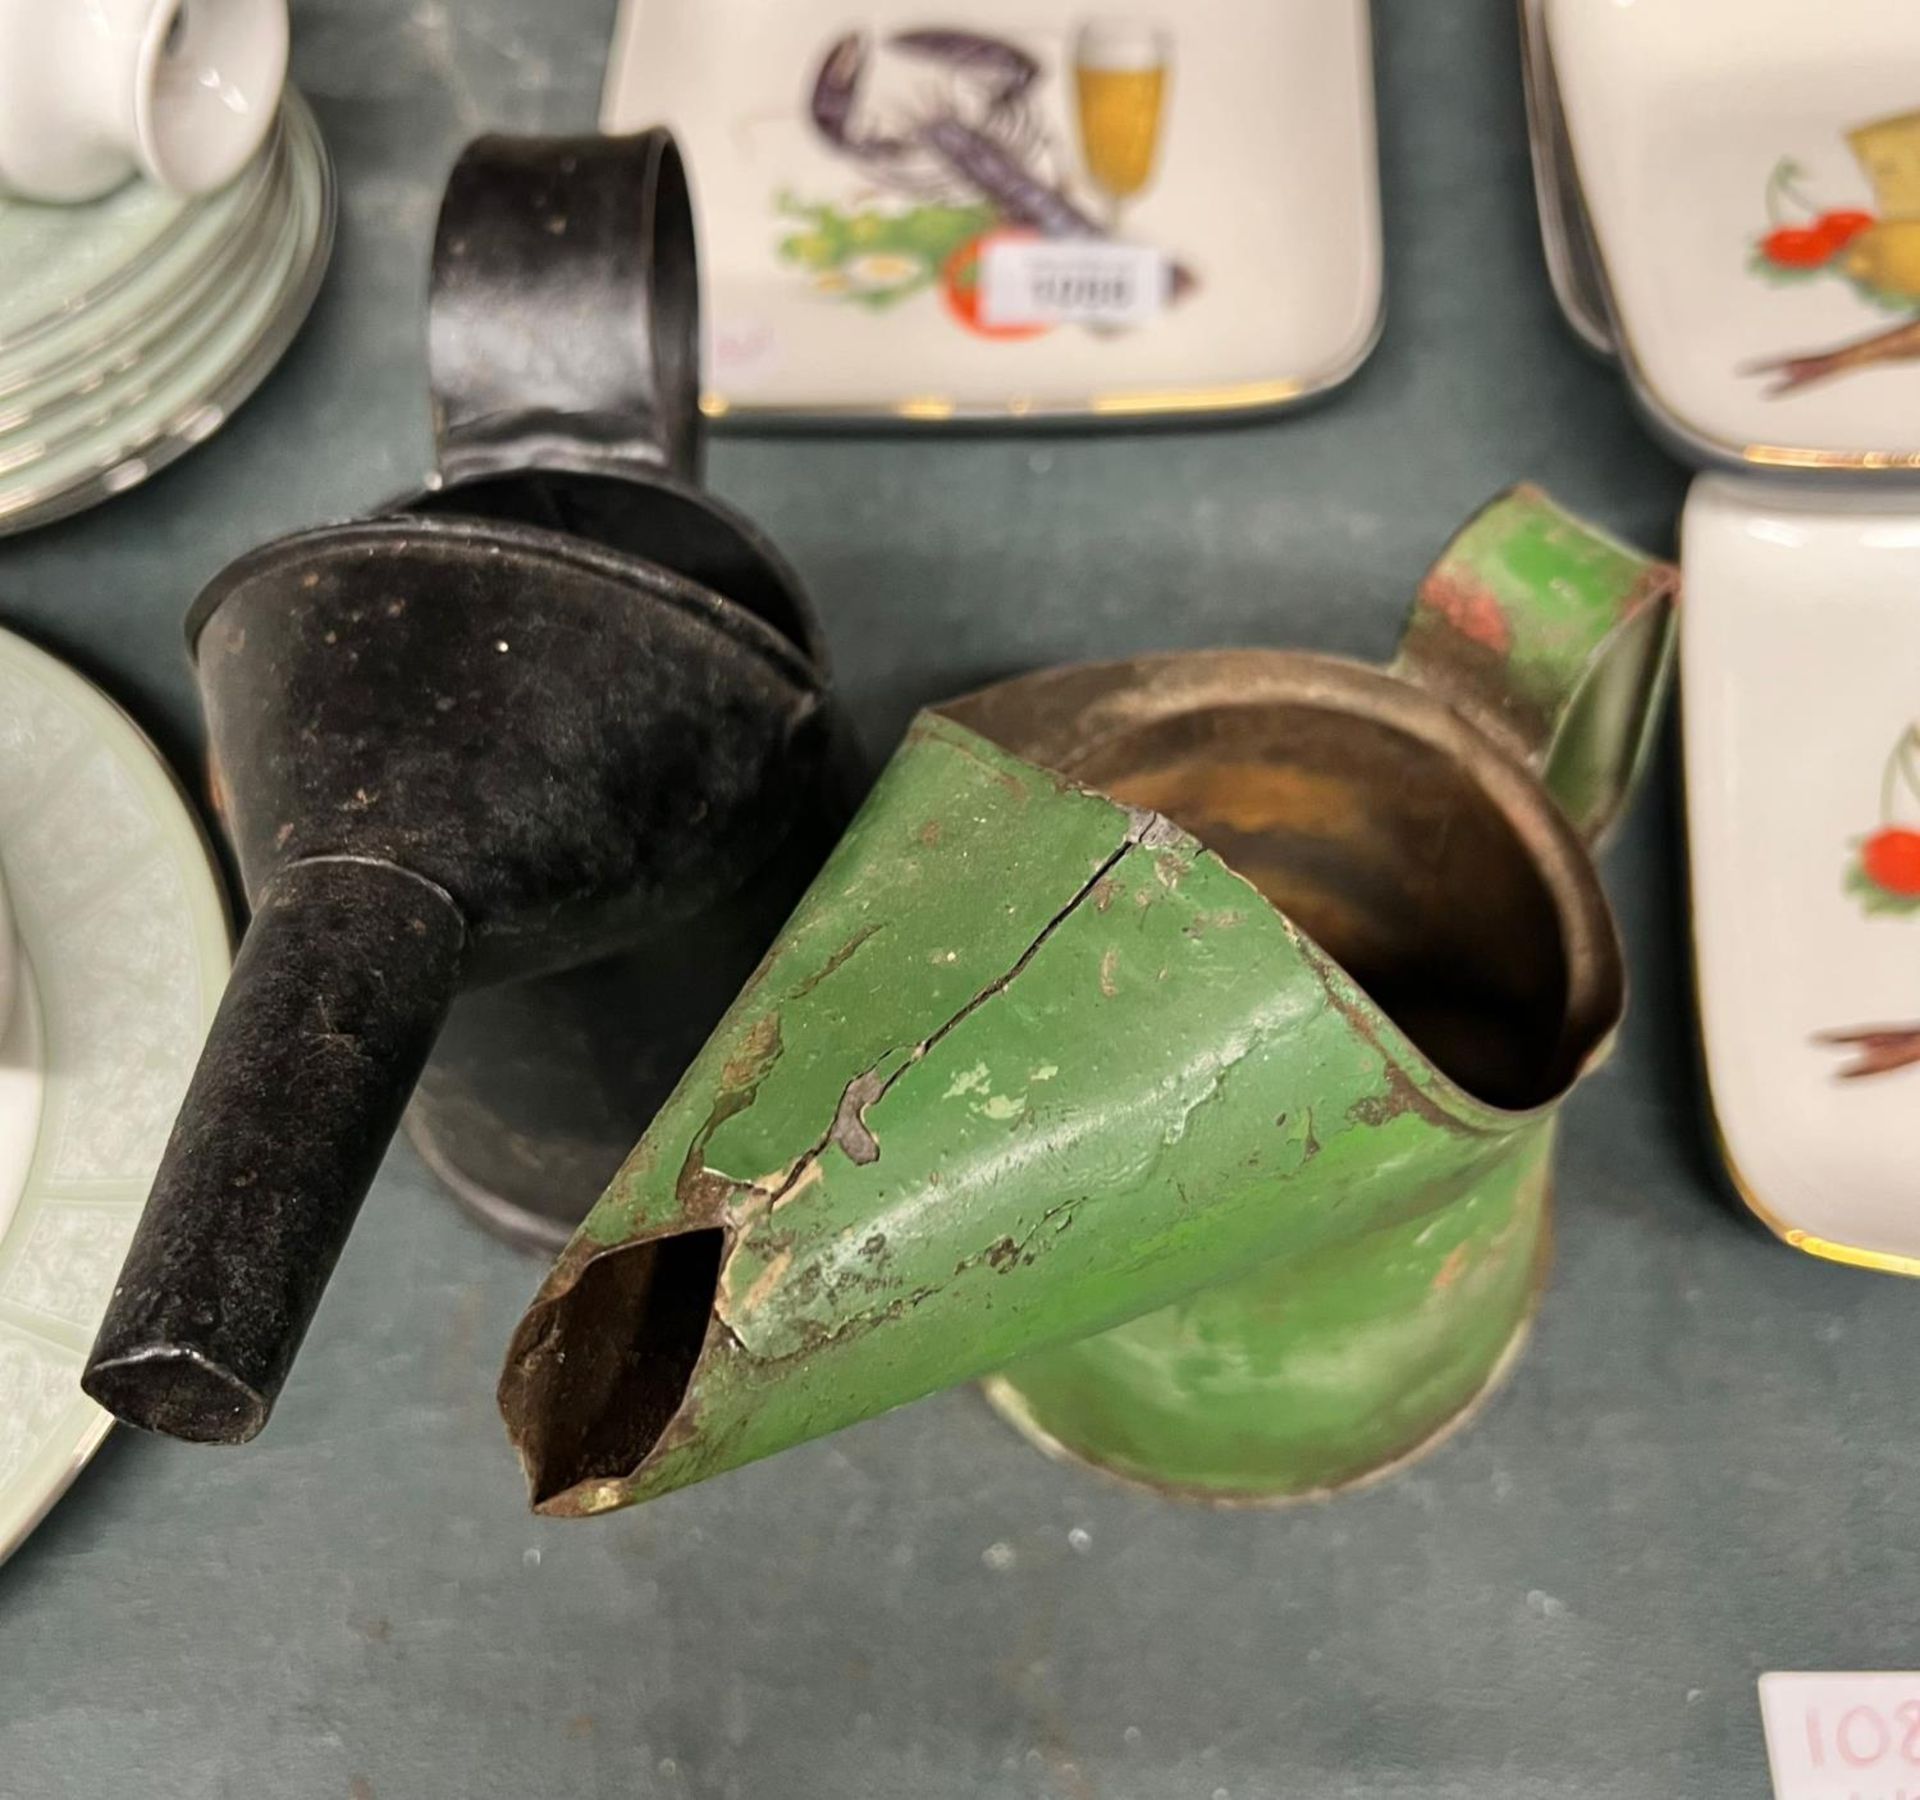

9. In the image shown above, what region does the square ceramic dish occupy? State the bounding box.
[1682,476,1920,1269]
[1548,0,1920,472]
[1515,0,1612,357]
[602,0,1382,422]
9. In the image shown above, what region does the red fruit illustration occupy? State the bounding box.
[1823,726,1920,1079]
[1850,725,1920,911]
[1815,207,1876,250]
[1745,130,1920,392]
[941,230,1051,340]
[1862,826,1920,896]
[1762,225,1836,268]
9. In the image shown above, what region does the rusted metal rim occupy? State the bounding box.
[942,647,1627,1129]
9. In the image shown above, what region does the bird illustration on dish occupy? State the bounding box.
[1744,110,1920,393]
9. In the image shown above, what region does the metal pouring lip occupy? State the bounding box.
[180,509,825,697]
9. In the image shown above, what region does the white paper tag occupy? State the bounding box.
[980,239,1169,330]
[1760,1673,1920,1798]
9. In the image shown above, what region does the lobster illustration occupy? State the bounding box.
[806,27,1192,292]
[810,30,1097,230]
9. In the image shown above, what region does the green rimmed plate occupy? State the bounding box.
[0,92,334,536]
[0,126,288,423]
[0,111,280,381]
[0,628,229,1565]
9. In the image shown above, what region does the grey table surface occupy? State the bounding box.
[2,3,1911,1797]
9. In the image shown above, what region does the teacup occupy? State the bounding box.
[0,0,287,203]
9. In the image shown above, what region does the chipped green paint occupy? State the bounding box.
[499,487,1677,1514]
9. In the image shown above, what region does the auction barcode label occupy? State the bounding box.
[980,239,1169,329]
[1761,1673,1920,1798]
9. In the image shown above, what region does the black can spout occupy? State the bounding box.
[78,125,843,1450]
[82,859,466,1443]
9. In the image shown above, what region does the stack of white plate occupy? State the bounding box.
[0,91,333,536]
[1524,0,1920,1277]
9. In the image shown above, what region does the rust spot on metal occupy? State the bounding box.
[721,1012,783,1094]
[676,1013,785,1217]
[1345,1091,1400,1128]
[1418,567,1515,657]
[1343,1059,1468,1135]
[1305,948,1498,1140]
[791,923,884,998]
[1182,907,1247,937]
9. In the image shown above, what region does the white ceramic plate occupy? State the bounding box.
[602,0,1382,422]
[1548,0,1920,472]
[1682,475,1920,1271]
[0,627,228,1563]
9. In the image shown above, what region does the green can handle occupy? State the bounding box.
[1391,485,1679,845]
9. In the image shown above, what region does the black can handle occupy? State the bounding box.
[428,129,704,489]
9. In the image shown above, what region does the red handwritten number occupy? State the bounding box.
[1899,1699,1920,1764]
[1807,1709,1826,1768]
[1839,1705,1892,1767]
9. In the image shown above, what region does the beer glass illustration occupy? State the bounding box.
[1071,17,1172,230]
